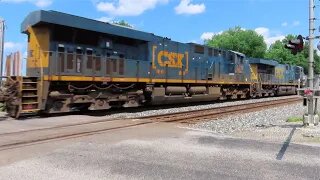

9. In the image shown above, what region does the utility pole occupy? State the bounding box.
[304,0,319,126]
[0,18,4,83]
[309,0,314,91]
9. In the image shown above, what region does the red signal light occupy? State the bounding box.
[304,89,313,96]
[285,35,304,55]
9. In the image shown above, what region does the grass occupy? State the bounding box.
[287,116,303,123]
[0,103,4,112]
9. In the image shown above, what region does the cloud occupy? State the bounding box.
[175,0,205,15]
[200,31,223,41]
[3,41,27,75]
[293,21,300,26]
[34,0,52,7]
[255,27,285,47]
[189,39,200,44]
[2,0,52,7]
[96,16,113,23]
[200,28,284,47]
[4,42,24,52]
[3,41,27,65]
[281,22,288,27]
[255,27,269,36]
[96,0,168,16]
[281,21,300,27]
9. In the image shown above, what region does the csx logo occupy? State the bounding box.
[152,46,189,75]
[157,51,185,68]
[152,46,189,72]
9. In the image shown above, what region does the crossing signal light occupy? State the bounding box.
[285,35,304,55]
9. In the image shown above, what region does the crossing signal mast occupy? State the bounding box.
[286,0,320,127]
[285,35,304,55]
[285,33,319,126]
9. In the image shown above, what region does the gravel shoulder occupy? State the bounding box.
[190,102,320,146]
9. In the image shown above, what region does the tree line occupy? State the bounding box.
[205,26,320,74]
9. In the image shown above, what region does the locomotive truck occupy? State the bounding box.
[0,10,304,118]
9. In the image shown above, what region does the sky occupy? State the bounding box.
[0,0,314,58]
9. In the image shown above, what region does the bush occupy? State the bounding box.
[0,103,5,112]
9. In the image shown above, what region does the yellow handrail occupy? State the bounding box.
[249,65,258,81]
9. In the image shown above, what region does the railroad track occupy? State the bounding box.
[0,97,302,151]
[139,97,302,124]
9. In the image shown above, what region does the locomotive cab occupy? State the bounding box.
[228,51,247,81]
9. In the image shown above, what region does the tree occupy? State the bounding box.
[206,26,267,58]
[112,20,133,28]
[265,35,320,74]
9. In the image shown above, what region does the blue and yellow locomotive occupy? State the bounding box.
[0,11,303,118]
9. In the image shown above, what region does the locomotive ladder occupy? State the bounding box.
[16,77,41,118]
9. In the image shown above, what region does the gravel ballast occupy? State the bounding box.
[191,103,305,134]
[105,95,300,120]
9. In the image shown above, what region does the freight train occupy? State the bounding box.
[0,10,304,118]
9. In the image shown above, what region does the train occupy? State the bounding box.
[0,10,304,118]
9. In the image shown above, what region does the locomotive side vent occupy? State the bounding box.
[66,49,73,70]
[58,46,65,73]
[112,59,117,73]
[95,56,101,71]
[119,58,124,75]
[106,58,112,75]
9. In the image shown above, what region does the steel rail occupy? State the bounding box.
[139,97,301,123]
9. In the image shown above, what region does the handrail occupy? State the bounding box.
[249,65,258,81]
[40,47,43,109]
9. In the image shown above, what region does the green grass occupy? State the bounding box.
[0,103,5,112]
[287,116,303,123]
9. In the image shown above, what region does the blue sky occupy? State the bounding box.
[0,0,311,57]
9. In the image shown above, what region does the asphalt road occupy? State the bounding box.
[0,123,319,180]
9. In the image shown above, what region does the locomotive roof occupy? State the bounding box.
[21,10,228,49]
[21,10,161,42]
[229,50,245,57]
[248,58,279,67]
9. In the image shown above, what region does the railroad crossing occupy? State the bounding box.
[0,1,319,179]
[0,96,318,179]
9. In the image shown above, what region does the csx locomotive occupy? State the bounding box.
[0,10,304,118]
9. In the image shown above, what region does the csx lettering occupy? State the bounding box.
[157,51,184,68]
